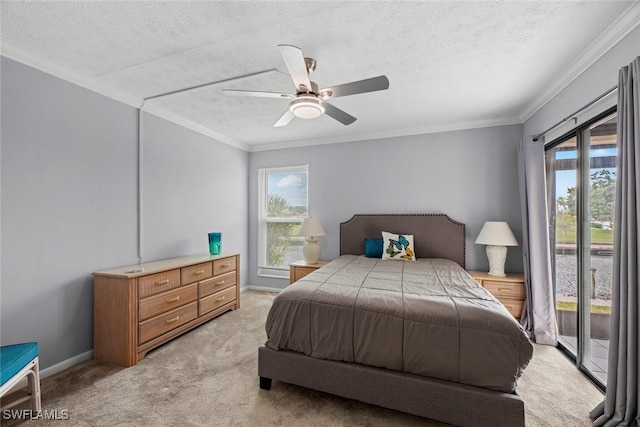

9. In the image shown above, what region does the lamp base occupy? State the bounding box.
[302,237,321,265]
[486,245,507,277]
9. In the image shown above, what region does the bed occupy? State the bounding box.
[258,214,533,427]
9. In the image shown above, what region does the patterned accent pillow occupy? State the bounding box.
[381,231,416,261]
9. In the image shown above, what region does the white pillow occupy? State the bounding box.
[381,231,416,261]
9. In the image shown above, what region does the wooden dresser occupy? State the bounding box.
[93,253,240,367]
[468,271,526,320]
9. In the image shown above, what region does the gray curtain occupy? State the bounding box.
[591,56,640,426]
[518,137,558,345]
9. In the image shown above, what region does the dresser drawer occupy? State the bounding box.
[139,302,198,344]
[497,297,524,319]
[181,262,213,285]
[94,252,241,367]
[213,257,236,276]
[199,271,236,298]
[139,284,197,321]
[138,269,181,299]
[199,286,236,316]
[482,280,525,299]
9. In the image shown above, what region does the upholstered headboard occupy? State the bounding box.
[339,214,466,268]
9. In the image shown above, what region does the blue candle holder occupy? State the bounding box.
[208,232,222,256]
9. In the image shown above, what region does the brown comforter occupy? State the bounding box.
[266,255,533,393]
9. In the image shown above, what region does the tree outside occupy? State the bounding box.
[267,194,302,267]
[590,169,616,229]
[556,169,615,244]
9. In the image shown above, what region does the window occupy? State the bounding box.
[258,165,308,278]
[545,110,616,390]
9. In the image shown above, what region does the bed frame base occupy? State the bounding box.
[259,376,272,390]
[258,346,524,427]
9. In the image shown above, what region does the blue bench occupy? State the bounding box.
[0,343,41,412]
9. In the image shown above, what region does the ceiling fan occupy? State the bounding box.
[223,44,389,127]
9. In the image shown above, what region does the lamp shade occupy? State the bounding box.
[475,221,517,277]
[297,217,326,237]
[475,222,518,246]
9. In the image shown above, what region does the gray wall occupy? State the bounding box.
[249,124,525,290]
[1,57,138,369]
[140,113,248,265]
[0,57,249,370]
[524,25,640,138]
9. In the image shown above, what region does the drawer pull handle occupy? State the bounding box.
[215,296,226,302]
[166,296,180,303]
[193,269,205,276]
[221,263,231,268]
[165,316,179,324]
[505,306,513,311]
[155,279,170,286]
[498,287,512,292]
[215,280,225,286]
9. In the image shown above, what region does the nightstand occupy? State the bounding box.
[468,271,526,320]
[289,261,328,285]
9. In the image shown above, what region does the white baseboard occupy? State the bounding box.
[3,350,94,396]
[38,291,274,385]
[6,289,281,396]
[40,350,93,379]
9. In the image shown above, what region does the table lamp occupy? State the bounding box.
[297,217,326,265]
[475,221,518,277]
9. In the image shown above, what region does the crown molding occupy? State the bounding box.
[0,42,522,153]
[1,42,142,108]
[141,103,249,152]
[248,116,522,152]
[519,1,640,122]
[1,42,248,151]
[4,2,635,155]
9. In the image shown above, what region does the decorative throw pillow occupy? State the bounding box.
[364,238,384,258]
[381,231,416,261]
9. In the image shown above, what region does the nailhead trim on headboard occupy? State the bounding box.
[339,213,466,268]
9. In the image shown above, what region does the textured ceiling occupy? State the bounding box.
[1,1,639,151]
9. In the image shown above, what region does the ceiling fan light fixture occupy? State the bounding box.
[289,96,325,119]
[223,45,389,127]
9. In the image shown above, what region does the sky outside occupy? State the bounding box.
[267,171,308,208]
[555,147,616,198]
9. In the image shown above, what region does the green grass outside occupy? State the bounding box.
[556,227,614,244]
[556,300,611,314]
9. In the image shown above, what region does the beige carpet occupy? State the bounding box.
[3,291,603,426]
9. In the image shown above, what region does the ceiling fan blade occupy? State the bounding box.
[222,89,295,99]
[274,109,295,127]
[323,102,357,125]
[278,44,313,93]
[319,75,389,99]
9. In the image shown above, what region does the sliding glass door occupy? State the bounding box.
[547,135,579,357]
[545,111,617,388]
